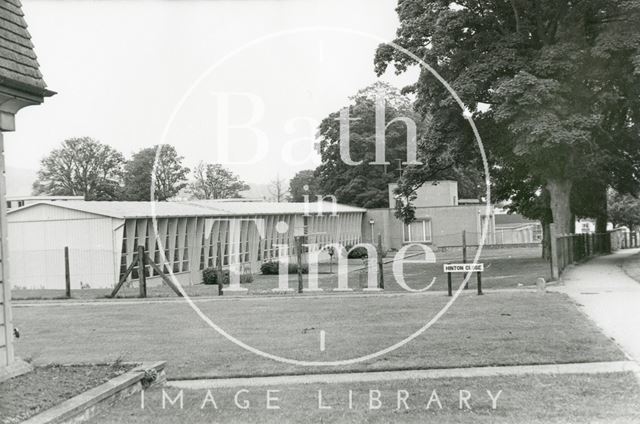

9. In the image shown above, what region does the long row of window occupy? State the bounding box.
[119,213,363,280]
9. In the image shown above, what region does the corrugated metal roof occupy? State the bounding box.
[0,0,51,94]
[187,200,365,216]
[8,200,366,219]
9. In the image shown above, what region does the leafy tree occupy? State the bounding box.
[608,190,640,231]
[316,82,430,208]
[123,145,189,201]
[33,137,124,200]
[189,162,249,199]
[288,170,320,202]
[375,0,640,235]
[493,156,554,257]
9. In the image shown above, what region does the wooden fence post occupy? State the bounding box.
[138,245,147,298]
[295,236,303,294]
[568,235,574,264]
[462,230,468,289]
[462,230,467,263]
[216,240,223,296]
[64,246,71,298]
[549,224,559,280]
[377,233,384,290]
[560,235,565,274]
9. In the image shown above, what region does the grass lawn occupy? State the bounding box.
[89,372,640,423]
[0,363,132,423]
[11,246,549,300]
[13,291,623,379]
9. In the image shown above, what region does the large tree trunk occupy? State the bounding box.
[547,178,573,235]
[570,213,576,234]
[541,221,551,260]
[595,187,608,233]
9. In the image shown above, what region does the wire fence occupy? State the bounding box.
[9,248,118,290]
[12,228,632,291]
[431,229,541,248]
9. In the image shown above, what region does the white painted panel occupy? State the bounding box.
[8,216,119,289]
[8,204,108,223]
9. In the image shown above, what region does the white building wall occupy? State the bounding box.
[8,204,121,289]
[389,181,459,209]
[8,206,365,290]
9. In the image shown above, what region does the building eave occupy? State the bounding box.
[0,77,56,100]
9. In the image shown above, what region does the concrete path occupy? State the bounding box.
[551,248,640,363]
[167,361,639,389]
[12,287,538,308]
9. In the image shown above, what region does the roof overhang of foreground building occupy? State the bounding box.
[7,200,367,220]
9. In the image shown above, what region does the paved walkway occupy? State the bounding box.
[167,361,639,389]
[12,287,539,308]
[551,248,640,363]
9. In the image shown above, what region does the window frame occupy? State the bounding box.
[403,219,432,243]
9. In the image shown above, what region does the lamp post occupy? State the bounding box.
[369,218,375,243]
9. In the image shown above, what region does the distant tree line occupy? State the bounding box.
[32,137,249,201]
[34,0,640,246]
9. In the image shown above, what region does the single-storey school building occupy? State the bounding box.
[8,181,537,290]
[8,200,365,289]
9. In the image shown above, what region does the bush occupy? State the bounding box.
[347,246,369,259]
[288,263,309,274]
[203,268,253,285]
[202,268,221,285]
[240,273,254,284]
[260,261,308,275]
[260,261,279,275]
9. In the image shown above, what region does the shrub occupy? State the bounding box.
[261,261,308,275]
[203,268,222,285]
[240,273,254,284]
[347,246,369,259]
[260,261,279,275]
[203,268,253,285]
[288,263,309,274]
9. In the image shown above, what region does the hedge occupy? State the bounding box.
[202,268,254,285]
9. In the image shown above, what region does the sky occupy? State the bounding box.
[7,0,419,185]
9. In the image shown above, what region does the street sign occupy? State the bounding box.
[444,263,484,273]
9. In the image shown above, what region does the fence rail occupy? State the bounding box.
[555,232,612,276]
[620,230,640,249]
[554,228,636,277]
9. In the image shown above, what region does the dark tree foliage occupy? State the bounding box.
[33,137,124,201]
[608,189,640,230]
[315,83,429,208]
[288,169,320,202]
[375,0,640,235]
[189,162,249,200]
[123,145,189,201]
